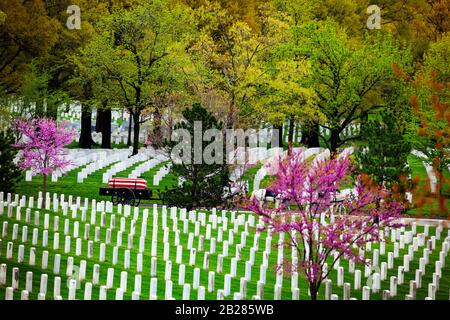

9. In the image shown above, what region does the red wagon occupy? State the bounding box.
[99,177,155,206]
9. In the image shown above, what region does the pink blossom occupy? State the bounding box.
[14,118,75,176]
[247,149,405,300]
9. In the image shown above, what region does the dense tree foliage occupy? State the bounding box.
[0,0,448,213]
[0,129,22,193]
[163,103,228,210]
[0,0,59,92]
[408,34,450,211]
[357,109,412,191]
[78,0,193,155]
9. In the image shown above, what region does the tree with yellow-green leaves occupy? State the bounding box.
[79,0,194,155]
[297,20,413,153]
[246,41,319,150]
[48,0,144,148]
[246,0,320,149]
[142,48,196,149]
[185,1,289,130]
[408,33,450,212]
[0,0,59,93]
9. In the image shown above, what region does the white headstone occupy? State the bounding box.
[208,271,215,292]
[182,283,191,300]
[84,282,92,300]
[120,271,128,292]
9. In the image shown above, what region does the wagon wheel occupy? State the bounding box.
[118,188,136,206]
[111,190,120,206]
[124,188,136,206]
[135,197,141,207]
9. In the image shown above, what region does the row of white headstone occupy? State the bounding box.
[128,155,169,179]
[77,150,133,183]
[6,192,117,215]
[100,149,154,184]
[229,148,272,183]
[153,164,172,186]
[25,149,111,182]
[0,192,284,300]
[1,191,449,300]
[1,264,144,300]
[321,223,449,300]
[58,106,130,128]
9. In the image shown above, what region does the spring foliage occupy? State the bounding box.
[248,150,404,300]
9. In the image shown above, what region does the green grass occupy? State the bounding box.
[13,149,450,217]
[239,164,263,194]
[139,161,178,201]
[0,195,448,300]
[15,159,154,203]
[407,155,450,218]
[65,141,145,150]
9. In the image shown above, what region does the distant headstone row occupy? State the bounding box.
[0,190,449,300]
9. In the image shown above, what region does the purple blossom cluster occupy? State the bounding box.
[14,118,74,175]
[247,150,405,299]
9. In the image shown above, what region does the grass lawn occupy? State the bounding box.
[407,155,450,218]
[65,142,145,150]
[0,196,448,300]
[13,150,450,217]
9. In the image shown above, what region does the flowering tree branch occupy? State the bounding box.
[248,149,405,300]
[14,118,74,206]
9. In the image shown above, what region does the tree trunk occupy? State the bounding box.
[330,128,342,154]
[308,123,320,148]
[101,109,112,149]
[300,125,308,145]
[152,109,163,149]
[227,98,235,129]
[127,111,133,147]
[42,174,47,209]
[132,111,140,156]
[288,115,295,154]
[78,105,95,149]
[301,122,320,148]
[309,282,318,301]
[95,109,104,133]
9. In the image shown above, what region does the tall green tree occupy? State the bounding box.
[17,62,70,119]
[298,20,412,153]
[163,103,229,210]
[0,129,22,194]
[80,0,192,155]
[357,108,412,190]
[186,2,288,129]
[44,0,143,148]
[245,2,321,149]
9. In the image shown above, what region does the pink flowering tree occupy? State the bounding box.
[248,150,404,300]
[14,118,74,206]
